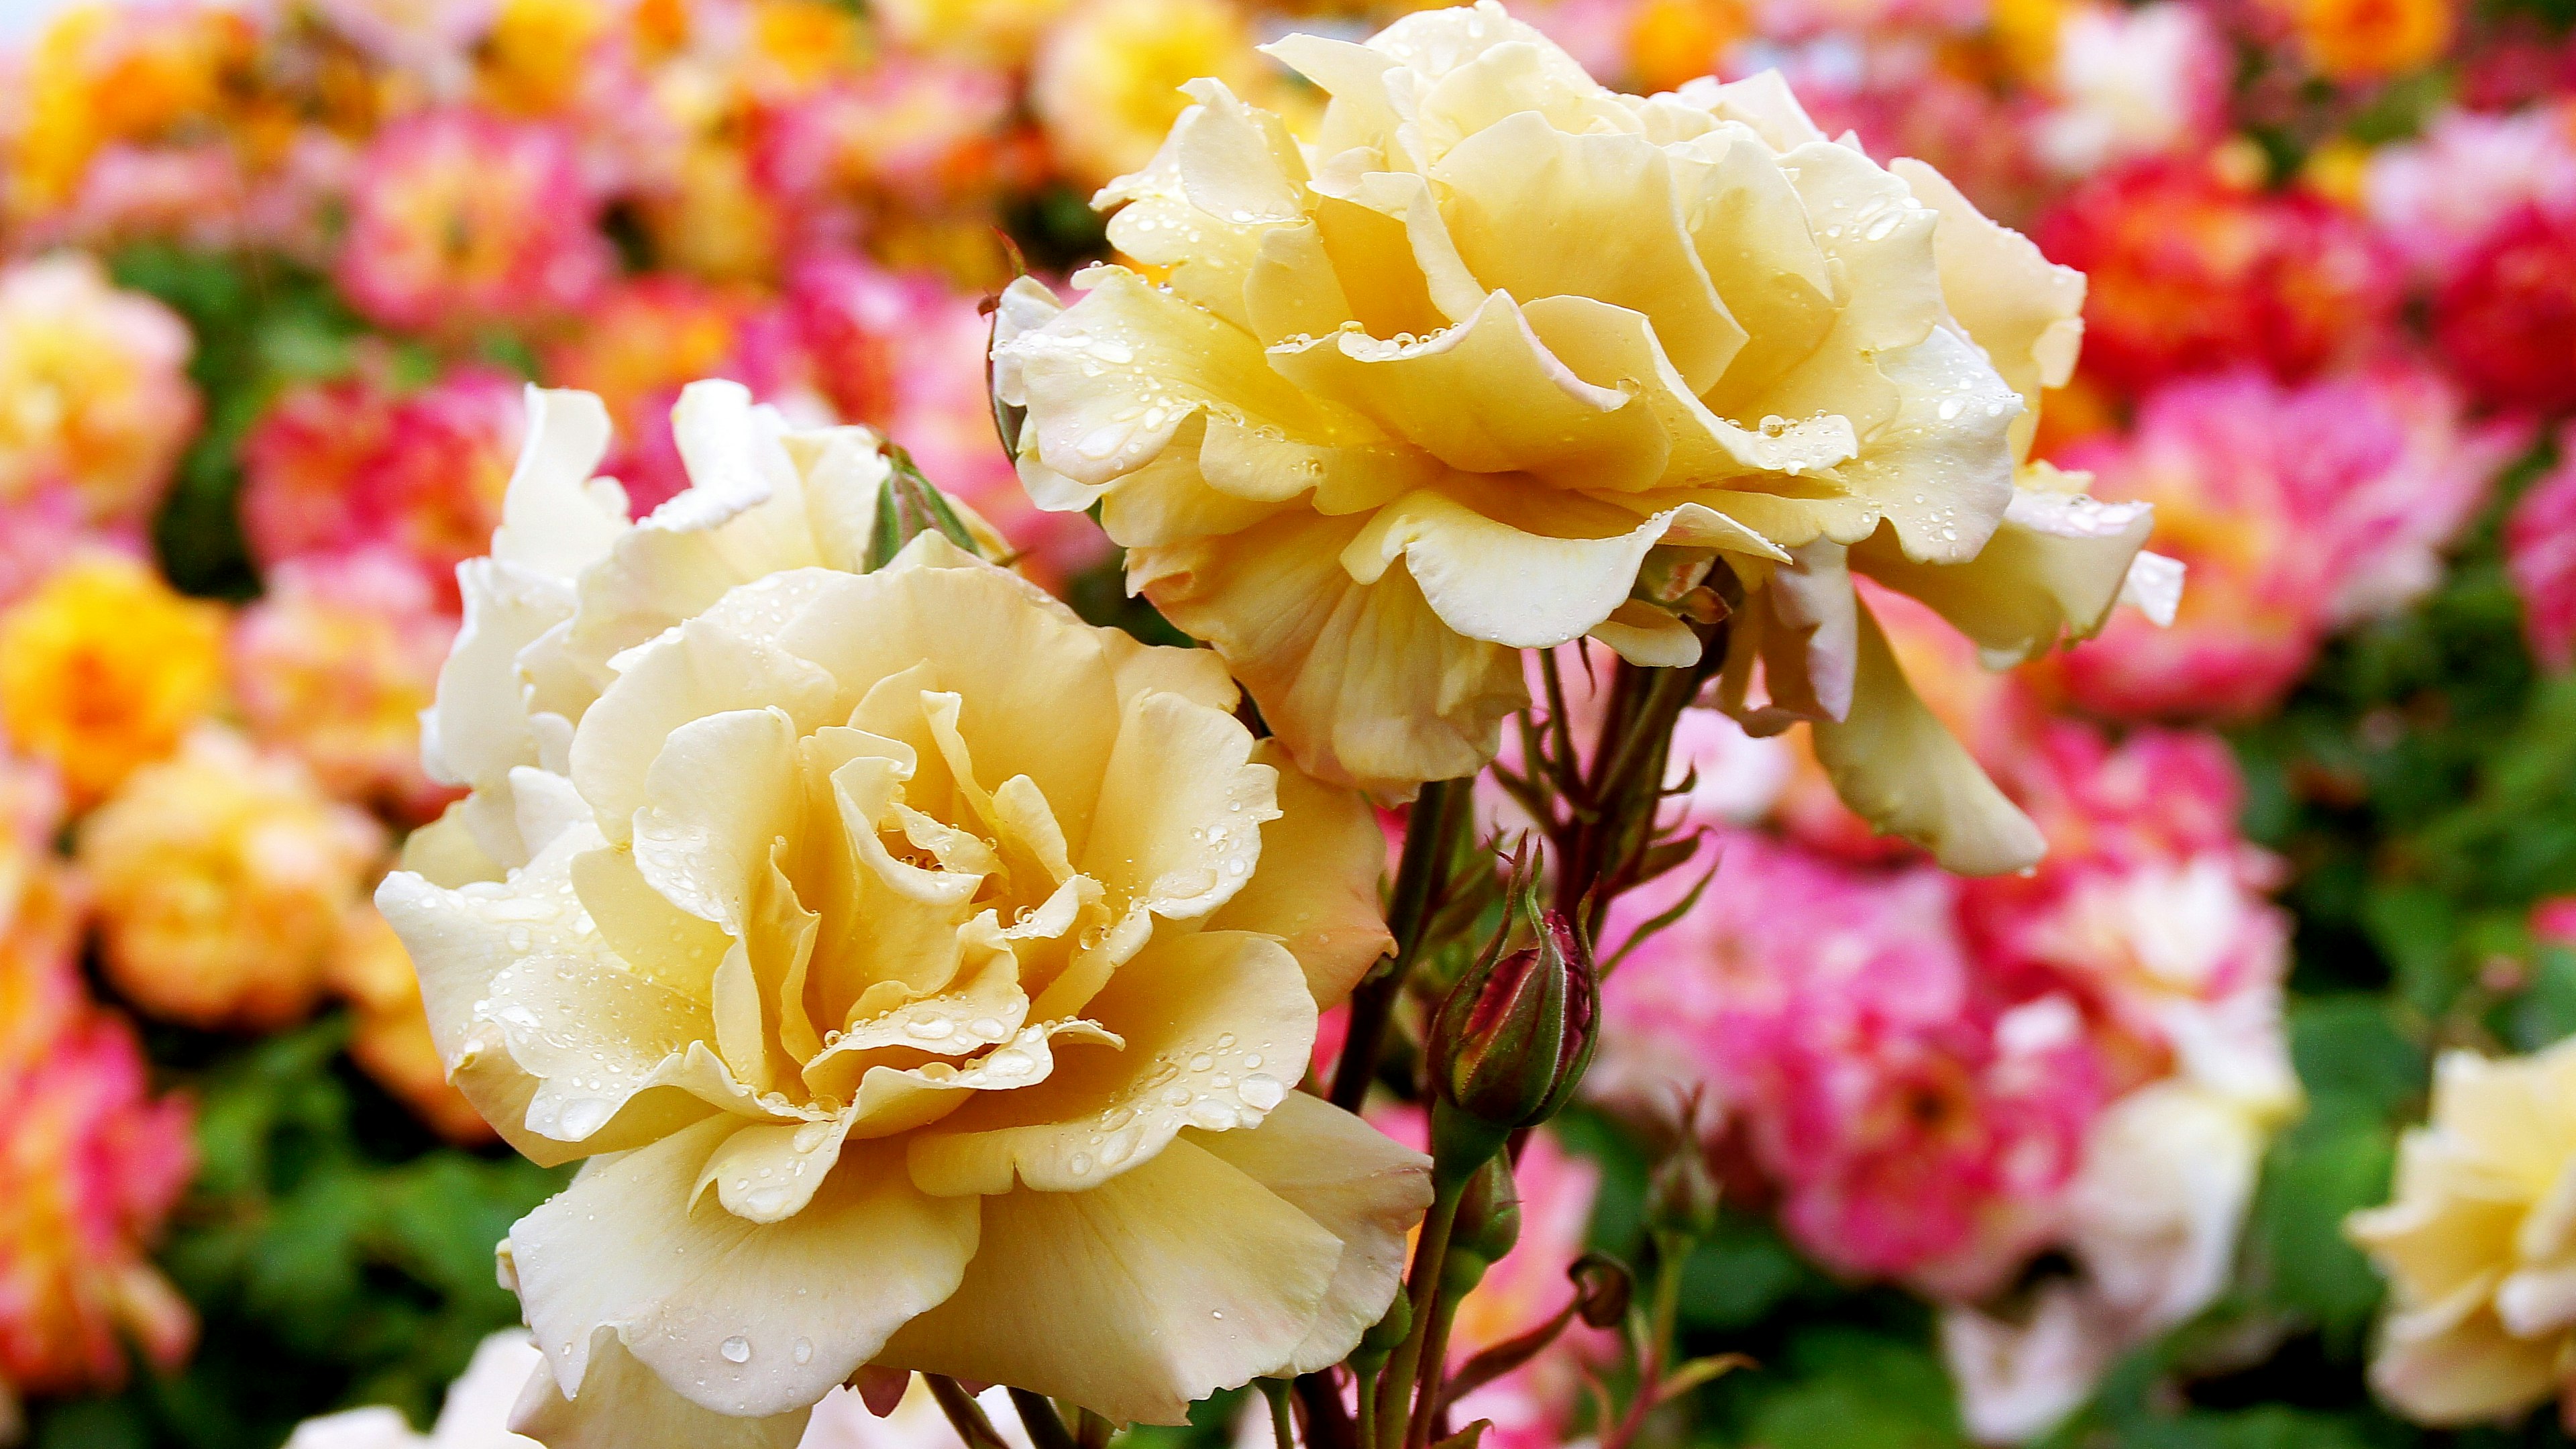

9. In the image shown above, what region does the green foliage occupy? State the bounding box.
[106,245,372,602]
[28,1021,564,1449]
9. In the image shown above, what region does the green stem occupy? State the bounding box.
[1331,776,1464,1110]
[1403,1283,1466,1449]
[1354,1363,1381,1449]
[1076,1409,1116,1449]
[1599,1235,1690,1449]
[1263,1379,1299,1449]
[1374,1167,1468,1448]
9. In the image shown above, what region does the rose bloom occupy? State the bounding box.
[0,1005,197,1404]
[232,551,463,824]
[240,361,529,600]
[1599,832,2110,1288]
[285,1332,1037,1449]
[2030,2,2229,180]
[998,3,2159,876]
[378,380,1426,1441]
[78,727,385,1032]
[2433,202,2576,415]
[2508,429,2576,673]
[1,755,80,1080]
[2348,1038,2576,1426]
[0,553,225,807]
[1031,0,1267,190]
[5,0,256,221]
[335,109,614,337]
[2050,365,2523,722]
[2291,0,2452,80]
[327,902,494,1146]
[751,58,1016,230]
[2036,157,2401,392]
[2363,104,2576,280]
[0,254,199,532]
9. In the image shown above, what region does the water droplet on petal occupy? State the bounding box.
[720,1336,751,1364]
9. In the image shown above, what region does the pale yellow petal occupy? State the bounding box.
[877,1136,1342,1426]
[1807,604,2043,875]
[509,1334,810,1449]
[1131,511,1525,795]
[513,1118,979,1418]
[1186,1091,1432,1373]
[1203,741,1392,1006]
[1855,488,2153,666]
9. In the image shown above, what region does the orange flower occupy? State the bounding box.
[2296,0,2451,80]
[0,555,224,807]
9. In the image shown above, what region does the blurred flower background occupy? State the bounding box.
[0,0,2572,1444]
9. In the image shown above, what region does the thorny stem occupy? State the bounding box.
[927,1375,1012,1449]
[1009,1389,1080,1449]
[1330,776,1468,1110]
[1544,621,1728,938]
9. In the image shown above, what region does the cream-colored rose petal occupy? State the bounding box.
[1259,35,1403,157]
[1095,416,1296,549]
[509,1332,810,1449]
[1716,540,1858,731]
[1432,113,1744,393]
[1081,690,1279,936]
[634,708,803,937]
[571,619,841,845]
[1518,294,1857,485]
[1099,128,1271,333]
[2367,1299,2559,1426]
[1405,30,1636,162]
[1009,266,1382,489]
[1268,292,1669,490]
[1807,604,2044,875]
[908,930,1317,1194]
[570,846,729,1002]
[400,802,503,888]
[1671,70,1831,152]
[1185,1091,1432,1372]
[1856,487,2153,666]
[1131,511,1525,796]
[1589,600,1703,667]
[513,1118,979,1418]
[378,824,623,1072]
[488,386,626,581]
[1666,123,1835,397]
[846,1020,1122,1140]
[480,949,734,1146]
[425,559,576,808]
[1891,159,2084,466]
[1203,740,1392,1006]
[1838,328,2022,566]
[877,1136,1341,1426]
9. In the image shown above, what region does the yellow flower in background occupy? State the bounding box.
[1625,0,1745,97]
[8,1,251,215]
[2294,0,2451,80]
[0,255,201,530]
[873,0,1083,66]
[0,554,225,807]
[2348,1040,2576,1427]
[997,3,2163,870]
[1032,0,1267,190]
[379,382,1426,1441]
[478,0,612,115]
[78,728,384,1032]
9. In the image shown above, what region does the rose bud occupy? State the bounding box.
[1427,876,1599,1172]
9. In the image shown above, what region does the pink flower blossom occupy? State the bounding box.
[1601,835,2111,1290]
[335,109,612,337]
[0,254,199,532]
[239,360,527,602]
[2508,429,2576,673]
[230,551,461,822]
[2053,366,2526,722]
[2365,104,2576,280]
[0,995,197,1398]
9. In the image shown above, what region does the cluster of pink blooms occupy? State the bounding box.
[0,750,196,1429]
[1587,587,2300,1438]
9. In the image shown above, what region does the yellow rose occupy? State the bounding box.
[2347,1040,2576,1427]
[0,552,226,807]
[78,727,386,1031]
[995,2,2170,871]
[378,384,1427,1444]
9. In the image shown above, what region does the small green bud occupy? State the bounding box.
[1646,1142,1721,1242]
[866,444,983,570]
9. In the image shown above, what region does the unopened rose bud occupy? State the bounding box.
[1646,1142,1721,1243]
[1450,1154,1523,1272]
[1427,874,1598,1172]
[866,444,985,569]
